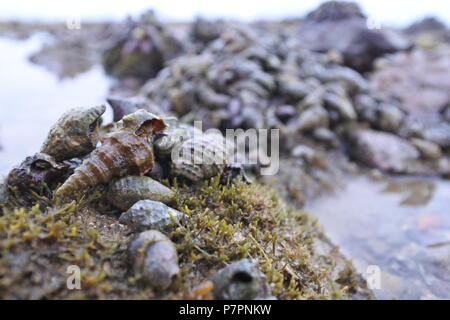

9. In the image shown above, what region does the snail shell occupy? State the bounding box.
[55,111,167,197]
[128,230,180,290]
[154,127,190,156]
[55,131,154,196]
[154,118,202,157]
[211,259,272,300]
[106,176,175,211]
[114,109,167,135]
[41,105,106,161]
[170,132,232,182]
[7,153,69,192]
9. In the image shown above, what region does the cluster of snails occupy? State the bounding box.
[6,100,236,199]
[4,101,245,292]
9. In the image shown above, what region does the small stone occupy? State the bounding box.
[295,105,329,131]
[376,103,404,132]
[349,128,419,173]
[323,92,357,121]
[312,127,341,148]
[423,123,450,148]
[411,138,442,160]
[291,145,319,163]
[119,200,183,231]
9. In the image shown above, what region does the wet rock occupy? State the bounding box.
[375,103,404,132]
[411,138,442,160]
[119,200,183,231]
[422,123,450,148]
[278,75,311,101]
[102,10,183,81]
[354,95,404,131]
[128,230,180,290]
[323,92,356,121]
[354,93,378,121]
[312,127,341,148]
[348,128,419,173]
[191,17,224,44]
[211,259,273,300]
[106,176,175,211]
[275,105,296,123]
[297,1,411,72]
[405,17,450,49]
[291,145,322,165]
[441,105,450,122]
[293,105,329,131]
[298,87,325,109]
[372,49,450,115]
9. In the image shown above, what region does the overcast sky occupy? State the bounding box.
[0,0,449,27]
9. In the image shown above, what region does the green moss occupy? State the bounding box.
[0,177,371,299]
[169,176,369,299]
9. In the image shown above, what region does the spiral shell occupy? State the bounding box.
[55,112,167,196]
[114,109,167,135]
[128,230,179,290]
[106,176,175,211]
[154,118,201,157]
[170,132,232,182]
[41,105,106,161]
[154,127,190,156]
[55,131,153,196]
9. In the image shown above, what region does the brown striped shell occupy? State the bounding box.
[55,110,167,197]
[41,105,106,161]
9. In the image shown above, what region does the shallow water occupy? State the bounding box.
[305,175,450,299]
[0,35,112,174]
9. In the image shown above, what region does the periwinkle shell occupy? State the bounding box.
[55,110,168,197]
[170,132,232,182]
[7,153,69,192]
[211,259,272,300]
[128,230,180,290]
[41,105,106,161]
[114,109,168,136]
[55,131,154,197]
[106,176,175,211]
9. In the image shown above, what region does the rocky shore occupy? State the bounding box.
[2,1,450,299]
